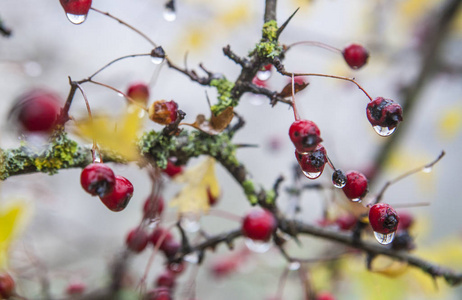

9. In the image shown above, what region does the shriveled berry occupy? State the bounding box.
[289,120,322,153]
[99,176,134,212]
[66,282,86,295]
[0,272,15,299]
[126,227,149,253]
[155,271,176,289]
[60,0,92,16]
[162,159,183,178]
[369,203,400,234]
[242,209,276,241]
[295,144,327,179]
[342,171,368,200]
[148,100,178,125]
[143,195,165,219]
[343,44,369,69]
[127,82,149,105]
[332,169,347,188]
[80,163,116,197]
[366,97,403,132]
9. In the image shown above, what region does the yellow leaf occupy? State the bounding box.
[170,157,220,214]
[74,106,143,161]
[438,104,462,140]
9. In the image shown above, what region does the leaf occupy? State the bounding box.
[278,81,309,98]
[170,157,220,214]
[182,107,234,135]
[74,105,143,161]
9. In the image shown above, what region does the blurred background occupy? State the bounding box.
[0,0,461,299]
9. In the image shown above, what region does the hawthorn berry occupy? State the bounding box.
[127,82,150,105]
[316,292,336,300]
[161,238,181,259]
[342,171,368,201]
[148,100,178,125]
[143,195,165,219]
[156,271,176,289]
[0,272,15,299]
[60,0,92,24]
[145,287,172,300]
[369,203,400,234]
[11,89,61,133]
[149,227,173,249]
[335,214,357,231]
[242,209,276,241]
[99,176,134,212]
[162,159,183,178]
[289,120,322,154]
[397,211,414,231]
[295,144,327,179]
[126,227,149,253]
[66,282,86,295]
[342,44,369,69]
[366,97,403,136]
[80,163,116,197]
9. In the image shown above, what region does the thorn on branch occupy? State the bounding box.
[277,8,300,39]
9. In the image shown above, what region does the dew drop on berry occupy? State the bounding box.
[302,170,322,179]
[256,69,271,81]
[373,125,396,137]
[180,213,201,233]
[184,252,199,264]
[163,7,176,22]
[351,198,361,203]
[374,231,395,245]
[332,170,347,188]
[66,13,87,24]
[288,261,301,270]
[422,166,433,173]
[151,56,164,65]
[244,238,272,253]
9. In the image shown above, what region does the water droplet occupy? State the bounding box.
[66,13,87,25]
[288,261,301,270]
[302,170,322,179]
[117,92,125,98]
[151,56,164,65]
[163,8,176,22]
[374,231,395,245]
[332,169,347,188]
[147,218,160,229]
[351,198,362,203]
[244,238,271,253]
[249,96,264,106]
[180,213,201,233]
[184,252,199,264]
[93,150,102,163]
[256,70,271,81]
[422,166,433,173]
[373,125,396,137]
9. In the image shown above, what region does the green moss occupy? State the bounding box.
[255,41,283,59]
[138,130,177,169]
[210,78,236,115]
[262,20,278,41]
[265,189,276,205]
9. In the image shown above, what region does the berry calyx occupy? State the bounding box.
[0,272,15,299]
[148,100,178,125]
[143,195,165,219]
[80,163,116,197]
[342,44,369,69]
[99,176,134,212]
[242,209,276,241]
[289,120,322,154]
[11,89,61,133]
[342,171,368,201]
[126,227,149,253]
[295,144,327,179]
[369,203,400,234]
[162,159,183,178]
[127,82,150,105]
[366,97,403,134]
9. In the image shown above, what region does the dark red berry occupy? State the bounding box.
[289,120,322,154]
[161,239,181,259]
[334,214,357,231]
[148,100,178,125]
[316,292,336,300]
[80,163,116,197]
[145,287,172,300]
[162,160,183,178]
[166,261,186,275]
[369,203,400,234]
[149,227,173,249]
[366,97,403,132]
[342,44,369,69]
[66,282,86,295]
[342,171,368,200]
[242,209,276,241]
[0,272,15,299]
[126,227,149,253]
[99,176,134,212]
[127,82,150,105]
[60,0,92,16]
[156,271,176,289]
[143,195,165,219]
[10,89,61,133]
[295,144,327,179]
[397,211,413,231]
[391,231,415,251]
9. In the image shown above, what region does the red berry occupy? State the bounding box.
[162,160,183,178]
[143,195,165,219]
[207,187,219,206]
[99,176,134,212]
[161,239,181,259]
[342,171,368,200]
[369,203,400,234]
[242,209,276,241]
[60,0,92,15]
[11,89,61,133]
[0,272,15,299]
[156,271,176,289]
[149,227,173,249]
[127,82,150,105]
[252,76,267,88]
[126,227,149,253]
[80,163,116,197]
[211,258,238,278]
[397,211,413,231]
[289,120,322,154]
[342,44,369,69]
[334,214,357,231]
[295,144,327,179]
[166,261,186,275]
[66,282,86,295]
[146,288,172,300]
[366,97,403,132]
[148,100,178,125]
[316,291,336,300]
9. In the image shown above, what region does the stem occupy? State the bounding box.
[285,41,342,53]
[87,80,148,111]
[86,53,151,80]
[264,0,278,23]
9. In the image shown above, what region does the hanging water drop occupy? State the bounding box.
[244,238,272,253]
[374,231,395,245]
[288,261,301,271]
[151,56,164,65]
[373,125,396,137]
[184,252,199,264]
[66,13,87,25]
[332,169,347,188]
[117,92,125,98]
[180,213,201,233]
[256,69,271,81]
[302,170,322,179]
[351,198,361,203]
[422,166,433,173]
[163,8,176,22]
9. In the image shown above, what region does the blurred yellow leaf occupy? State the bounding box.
[438,105,462,140]
[217,3,251,27]
[74,106,143,161]
[170,157,220,214]
[0,200,28,268]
